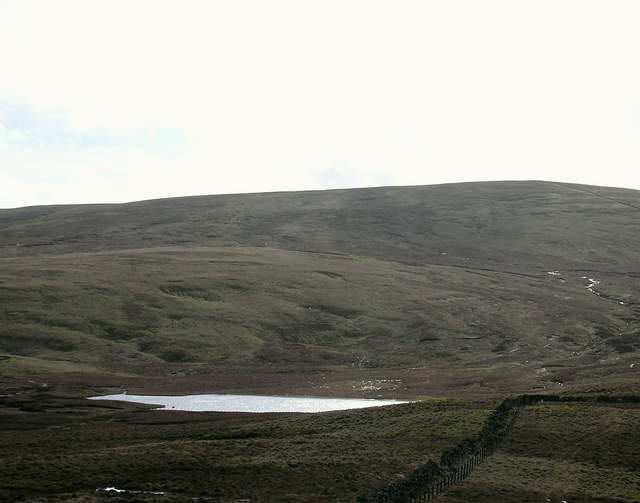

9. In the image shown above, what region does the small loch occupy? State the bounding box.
[88,393,407,413]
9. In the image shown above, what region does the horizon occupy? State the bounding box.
[2,1,640,208]
[2,178,639,211]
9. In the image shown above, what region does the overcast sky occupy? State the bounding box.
[1,0,639,208]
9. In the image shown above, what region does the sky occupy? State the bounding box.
[1,0,639,208]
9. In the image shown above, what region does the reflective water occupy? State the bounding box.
[88,393,407,413]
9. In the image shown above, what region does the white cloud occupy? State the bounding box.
[1,0,640,208]
[0,99,186,149]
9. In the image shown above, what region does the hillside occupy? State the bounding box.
[1,180,639,396]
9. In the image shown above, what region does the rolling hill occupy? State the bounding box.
[1,180,639,396]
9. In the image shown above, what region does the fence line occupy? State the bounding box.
[358,394,639,502]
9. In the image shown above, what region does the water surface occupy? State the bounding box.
[88,393,407,413]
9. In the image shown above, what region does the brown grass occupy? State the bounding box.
[439,402,640,502]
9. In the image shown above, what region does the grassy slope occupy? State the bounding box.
[1,181,639,394]
[439,402,640,502]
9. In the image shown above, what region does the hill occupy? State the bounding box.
[1,180,639,396]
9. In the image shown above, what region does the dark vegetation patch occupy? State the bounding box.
[302,304,363,318]
[314,270,344,279]
[90,319,143,341]
[160,280,251,302]
[0,327,77,354]
[492,337,514,353]
[594,325,640,353]
[159,283,221,301]
[159,348,188,362]
[260,321,338,345]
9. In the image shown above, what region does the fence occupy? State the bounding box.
[358,394,639,502]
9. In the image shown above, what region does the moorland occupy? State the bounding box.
[1,181,638,501]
